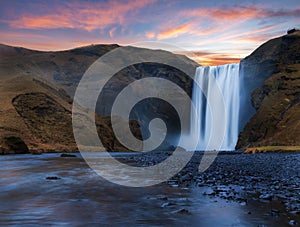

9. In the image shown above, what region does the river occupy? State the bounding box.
[0,153,298,226]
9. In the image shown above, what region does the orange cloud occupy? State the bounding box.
[154,6,271,41]
[6,0,156,32]
[9,15,76,30]
[0,31,118,51]
[145,31,155,39]
[198,56,242,66]
[157,24,192,40]
[170,6,300,40]
[177,51,243,66]
[193,55,242,66]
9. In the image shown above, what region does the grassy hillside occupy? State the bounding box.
[0,72,78,153]
[0,43,194,153]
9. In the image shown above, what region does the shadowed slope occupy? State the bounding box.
[237,31,300,148]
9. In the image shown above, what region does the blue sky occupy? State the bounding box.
[0,0,299,65]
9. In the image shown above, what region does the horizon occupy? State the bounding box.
[0,0,299,65]
[0,31,283,66]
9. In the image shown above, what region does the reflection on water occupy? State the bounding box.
[0,154,291,226]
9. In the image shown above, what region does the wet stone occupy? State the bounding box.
[46,176,61,180]
[259,194,273,200]
[60,153,77,158]
[173,208,191,215]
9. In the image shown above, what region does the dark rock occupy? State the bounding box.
[203,188,215,196]
[60,153,77,158]
[173,208,191,215]
[46,176,61,180]
[289,211,300,216]
[180,173,193,183]
[31,150,42,155]
[158,196,168,201]
[287,28,298,34]
[270,209,280,217]
[271,209,280,213]
[0,136,29,154]
[161,202,175,208]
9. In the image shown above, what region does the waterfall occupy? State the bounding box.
[191,63,241,151]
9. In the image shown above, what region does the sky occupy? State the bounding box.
[0,0,299,65]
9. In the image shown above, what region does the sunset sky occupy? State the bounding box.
[0,0,299,65]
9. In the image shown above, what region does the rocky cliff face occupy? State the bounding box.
[237,31,300,148]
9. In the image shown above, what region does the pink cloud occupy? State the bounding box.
[180,6,300,22]
[0,31,117,51]
[5,0,156,32]
[154,7,265,41]
[152,5,298,43]
[109,27,117,38]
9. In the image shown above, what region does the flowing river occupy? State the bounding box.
[1,153,298,226]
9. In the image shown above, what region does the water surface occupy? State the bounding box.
[0,153,295,226]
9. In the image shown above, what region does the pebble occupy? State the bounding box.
[271,209,280,213]
[161,202,176,208]
[120,151,299,221]
[173,208,191,215]
[240,201,247,206]
[259,194,273,200]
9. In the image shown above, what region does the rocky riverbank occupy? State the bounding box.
[118,151,300,225]
[243,146,300,154]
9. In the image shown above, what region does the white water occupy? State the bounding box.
[191,63,241,151]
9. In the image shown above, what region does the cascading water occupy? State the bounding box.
[191,63,241,151]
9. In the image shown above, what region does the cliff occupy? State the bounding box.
[237,31,300,148]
